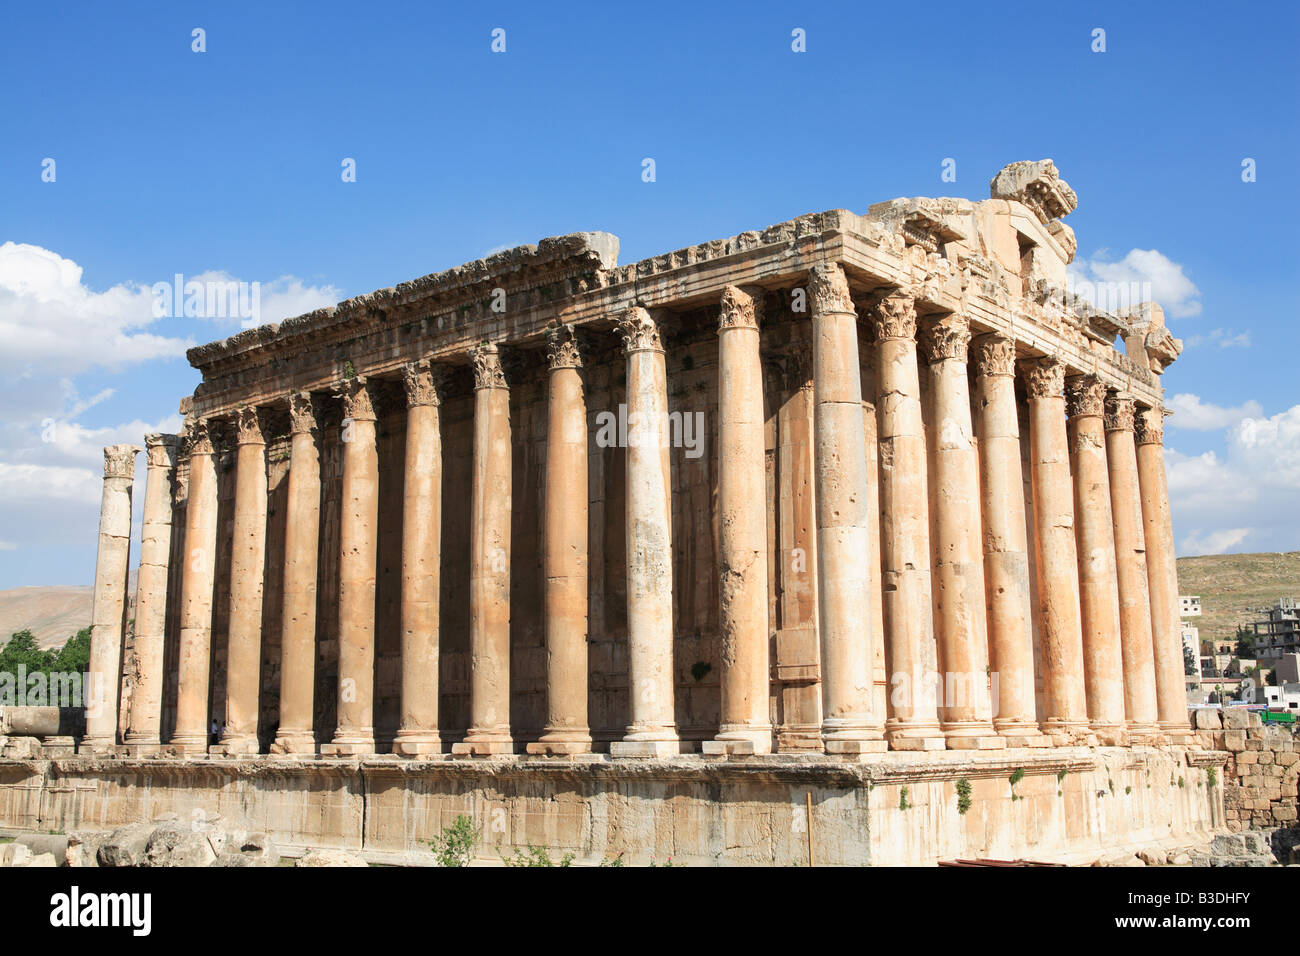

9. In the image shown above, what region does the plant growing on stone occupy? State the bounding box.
[428,814,479,867]
[501,845,574,867]
[1207,767,1218,787]
[955,778,972,815]
[1009,767,1026,800]
[899,786,910,811]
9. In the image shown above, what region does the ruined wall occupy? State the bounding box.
[1193,710,1300,832]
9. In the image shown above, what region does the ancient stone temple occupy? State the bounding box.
[3,160,1224,865]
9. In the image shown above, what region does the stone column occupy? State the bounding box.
[394,360,446,756]
[123,434,179,755]
[452,345,515,756]
[216,407,268,755]
[922,315,1001,749]
[271,392,321,756]
[1104,394,1160,739]
[1022,358,1092,744]
[805,265,885,755]
[873,291,943,750]
[1136,405,1191,740]
[973,335,1046,747]
[609,308,679,758]
[83,443,141,751]
[1065,375,1126,745]
[322,377,379,756]
[705,286,773,755]
[529,325,594,755]
[171,420,219,755]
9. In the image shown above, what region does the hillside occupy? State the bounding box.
[0,585,94,650]
[1176,551,1300,645]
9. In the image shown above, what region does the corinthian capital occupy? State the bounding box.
[335,376,376,421]
[1064,374,1106,419]
[186,419,215,457]
[234,406,265,445]
[404,359,449,406]
[974,333,1017,377]
[920,314,970,364]
[807,263,854,316]
[870,291,917,341]
[103,443,141,479]
[1104,394,1136,433]
[288,391,318,435]
[615,307,662,353]
[545,324,584,370]
[1135,405,1166,446]
[144,433,180,470]
[1020,357,1065,399]
[470,343,508,390]
[719,285,762,331]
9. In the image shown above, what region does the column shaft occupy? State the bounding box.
[453,345,515,755]
[1136,406,1191,738]
[84,444,140,750]
[1022,358,1092,743]
[394,362,445,755]
[322,377,378,756]
[922,315,1001,749]
[217,407,267,754]
[1104,395,1160,737]
[171,422,218,755]
[973,336,1046,746]
[706,286,773,754]
[271,392,321,756]
[873,291,943,750]
[123,434,179,754]
[1066,376,1126,744]
[529,326,594,755]
[609,308,679,758]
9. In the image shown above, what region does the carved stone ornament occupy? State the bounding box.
[103,443,141,479]
[144,433,180,469]
[870,291,917,342]
[288,391,318,435]
[1021,357,1065,399]
[1064,374,1106,419]
[1104,394,1136,433]
[920,314,970,364]
[719,285,761,332]
[807,263,854,316]
[615,307,662,353]
[545,324,584,370]
[470,343,508,390]
[974,334,1017,377]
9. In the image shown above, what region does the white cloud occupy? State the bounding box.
[0,241,192,376]
[1183,328,1251,349]
[1180,528,1252,557]
[1166,393,1263,431]
[1167,402,1300,555]
[1067,248,1201,319]
[178,270,342,328]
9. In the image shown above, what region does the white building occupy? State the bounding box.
[1180,595,1202,617]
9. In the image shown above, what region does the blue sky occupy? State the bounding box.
[1,0,1297,586]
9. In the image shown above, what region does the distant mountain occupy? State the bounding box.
[0,585,94,650]
[1176,551,1300,644]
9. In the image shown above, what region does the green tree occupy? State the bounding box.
[50,627,91,675]
[1234,626,1256,660]
[0,630,54,676]
[1183,644,1197,676]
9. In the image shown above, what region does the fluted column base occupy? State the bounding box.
[1041,719,1097,747]
[211,734,259,756]
[526,729,593,756]
[393,732,445,757]
[451,731,514,757]
[701,725,776,756]
[321,734,375,757]
[942,722,1008,750]
[993,718,1053,748]
[166,735,210,757]
[268,731,317,757]
[120,733,163,757]
[885,720,946,752]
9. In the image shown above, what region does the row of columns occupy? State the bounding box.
[85,263,1189,757]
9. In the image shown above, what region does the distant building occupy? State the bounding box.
[1180,595,1202,617]
[1249,598,1300,661]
